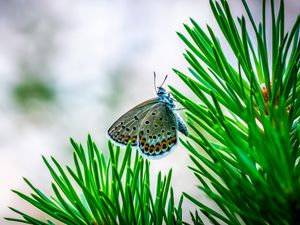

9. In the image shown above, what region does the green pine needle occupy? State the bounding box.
[6,136,183,225]
[172,0,299,224]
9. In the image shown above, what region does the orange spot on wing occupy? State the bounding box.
[154,145,161,152]
[140,140,146,146]
[139,131,144,139]
[130,137,137,143]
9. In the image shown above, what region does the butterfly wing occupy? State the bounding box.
[108,98,159,146]
[175,113,189,136]
[138,103,178,158]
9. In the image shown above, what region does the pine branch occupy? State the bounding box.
[6,136,183,225]
[172,0,300,224]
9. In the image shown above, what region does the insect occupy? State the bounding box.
[108,73,188,159]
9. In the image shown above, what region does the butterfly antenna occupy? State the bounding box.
[153,71,158,93]
[159,74,168,87]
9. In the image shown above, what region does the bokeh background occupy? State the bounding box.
[1,0,299,224]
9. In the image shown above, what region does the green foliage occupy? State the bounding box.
[12,74,56,109]
[6,136,183,225]
[171,0,300,224]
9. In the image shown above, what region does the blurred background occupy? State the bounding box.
[0,0,299,224]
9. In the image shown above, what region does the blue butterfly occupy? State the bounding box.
[108,73,188,158]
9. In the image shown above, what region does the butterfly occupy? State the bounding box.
[108,74,188,159]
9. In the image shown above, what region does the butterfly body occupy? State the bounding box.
[108,86,188,159]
